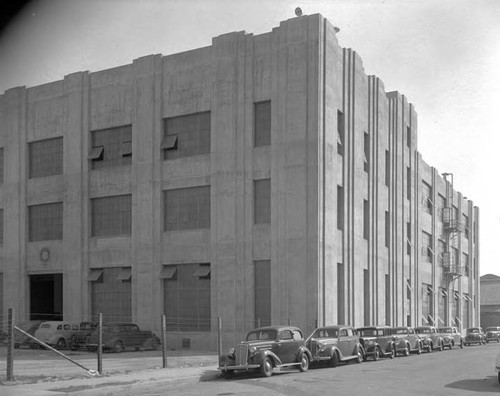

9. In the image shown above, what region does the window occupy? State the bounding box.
[29,137,63,178]
[385,150,390,186]
[385,274,391,325]
[0,209,3,245]
[337,263,345,324]
[363,199,369,240]
[437,194,446,222]
[337,185,344,231]
[254,260,271,327]
[163,263,211,331]
[0,148,4,184]
[437,239,446,263]
[422,231,433,261]
[463,294,470,329]
[385,211,390,248]
[463,214,469,239]
[407,222,411,255]
[28,202,63,242]
[90,267,131,322]
[422,284,433,325]
[164,186,210,231]
[254,101,271,147]
[337,111,344,155]
[91,195,131,237]
[463,253,469,276]
[364,269,370,326]
[438,289,447,327]
[163,112,210,160]
[89,125,132,169]
[363,132,369,172]
[422,181,433,214]
[407,167,411,200]
[254,179,271,224]
[407,126,411,148]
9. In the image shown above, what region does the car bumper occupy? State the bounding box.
[218,364,261,371]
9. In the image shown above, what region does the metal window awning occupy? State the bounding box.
[427,285,434,293]
[160,135,178,150]
[193,266,211,277]
[441,289,448,296]
[117,267,132,281]
[160,266,177,279]
[463,295,472,301]
[88,146,104,160]
[120,141,132,156]
[87,269,103,282]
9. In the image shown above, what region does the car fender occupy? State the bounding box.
[295,346,313,363]
[355,342,366,356]
[253,350,283,367]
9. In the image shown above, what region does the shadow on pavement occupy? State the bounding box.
[445,376,498,392]
[199,369,221,382]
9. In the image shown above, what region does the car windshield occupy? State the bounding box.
[312,328,339,338]
[393,328,408,335]
[246,329,277,341]
[438,328,452,333]
[486,328,498,332]
[358,329,378,337]
[415,328,430,334]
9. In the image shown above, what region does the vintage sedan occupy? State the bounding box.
[218,326,312,378]
[33,321,80,349]
[306,325,364,367]
[86,323,160,352]
[391,326,422,355]
[485,327,500,343]
[438,327,464,349]
[69,321,98,350]
[464,327,486,346]
[415,326,445,352]
[357,326,396,360]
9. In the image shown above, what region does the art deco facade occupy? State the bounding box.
[0,14,479,349]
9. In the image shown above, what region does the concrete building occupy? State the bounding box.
[480,274,500,328]
[0,14,479,349]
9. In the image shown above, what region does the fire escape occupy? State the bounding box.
[441,173,463,282]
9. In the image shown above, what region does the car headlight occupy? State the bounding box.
[249,346,257,355]
[228,348,235,356]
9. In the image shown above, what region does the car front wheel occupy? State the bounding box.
[373,347,380,361]
[498,372,500,385]
[330,352,339,367]
[56,338,66,350]
[299,353,309,372]
[113,341,124,353]
[403,345,410,357]
[260,357,273,377]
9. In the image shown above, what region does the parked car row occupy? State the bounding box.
[218,324,491,378]
[11,321,160,353]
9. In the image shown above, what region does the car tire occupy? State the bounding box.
[497,339,499,344]
[260,357,273,377]
[437,342,443,352]
[427,343,433,353]
[486,340,490,344]
[460,341,464,349]
[330,352,339,367]
[149,337,160,350]
[403,345,410,357]
[417,343,422,355]
[373,347,380,361]
[498,372,500,385]
[113,341,124,353]
[389,346,395,359]
[299,353,310,372]
[56,338,66,350]
[354,347,363,364]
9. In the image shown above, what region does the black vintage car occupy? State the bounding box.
[218,326,312,378]
[464,327,486,346]
[306,325,364,367]
[485,327,500,343]
[86,323,160,352]
[357,326,396,360]
[69,321,98,350]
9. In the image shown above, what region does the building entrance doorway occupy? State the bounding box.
[30,274,63,321]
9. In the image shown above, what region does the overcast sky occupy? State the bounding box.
[0,0,498,275]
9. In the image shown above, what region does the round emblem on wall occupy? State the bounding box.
[40,247,50,262]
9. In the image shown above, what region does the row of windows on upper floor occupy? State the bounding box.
[0,181,271,243]
[0,103,416,180]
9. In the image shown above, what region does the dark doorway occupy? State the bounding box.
[30,274,63,321]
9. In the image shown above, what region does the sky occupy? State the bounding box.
[0,0,498,275]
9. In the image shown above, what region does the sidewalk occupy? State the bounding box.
[0,349,220,395]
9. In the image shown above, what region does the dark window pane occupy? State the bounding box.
[91,195,131,237]
[91,125,132,169]
[163,112,211,160]
[29,138,63,178]
[0,148,4,184]
[28,202,63,242]
[254,260,271,327]
[254,179,271,224]
[254,101,271,147]
[164,186,210,231]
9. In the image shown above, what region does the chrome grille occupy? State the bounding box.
[235,344,249,366]
[310,340,318,356]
